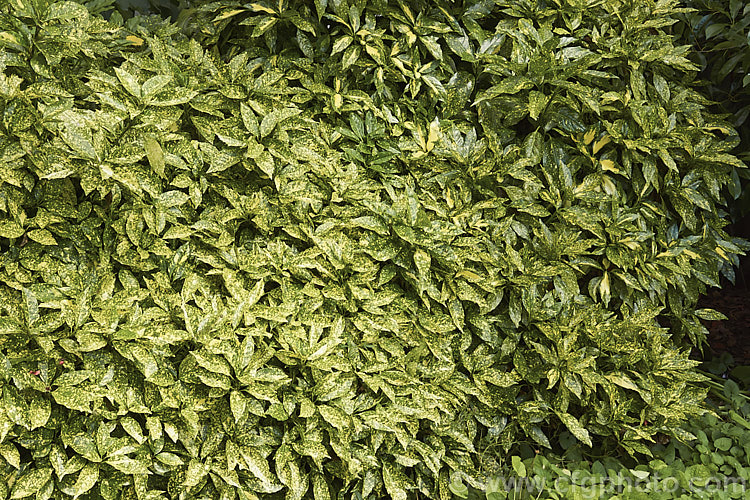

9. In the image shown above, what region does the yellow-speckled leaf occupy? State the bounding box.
[230,390,247,422]
[192,350,233,377]
[382,463,409,500]
[120,417,145,444]
[27,229,57,246]
[156,452,184,466]
[106,457,149,475]
[114,67,141,98]
[52,387,93,413]
[557,412,592,447]
[28,396,50,430]
[0,220,24,238]
[10,468,52,499]
[157,190,190,208]
[0,443,20,469]
[45,1,88,20]
[318,405,350,431]
[72,462,98,499]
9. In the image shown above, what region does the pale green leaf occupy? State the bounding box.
[144,136,166,178]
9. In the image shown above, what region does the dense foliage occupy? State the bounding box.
[672,0,750,218]
[450,378,750,499]
[0,0,747,498]
[674,0,750,150]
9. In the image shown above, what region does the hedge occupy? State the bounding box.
[0,0,747,498]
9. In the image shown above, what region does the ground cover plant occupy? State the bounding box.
[449,377,750,499]
[0,0,748,498]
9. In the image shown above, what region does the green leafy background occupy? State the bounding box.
[0,0,747,498]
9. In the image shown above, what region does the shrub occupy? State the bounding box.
[0,0,747,498]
